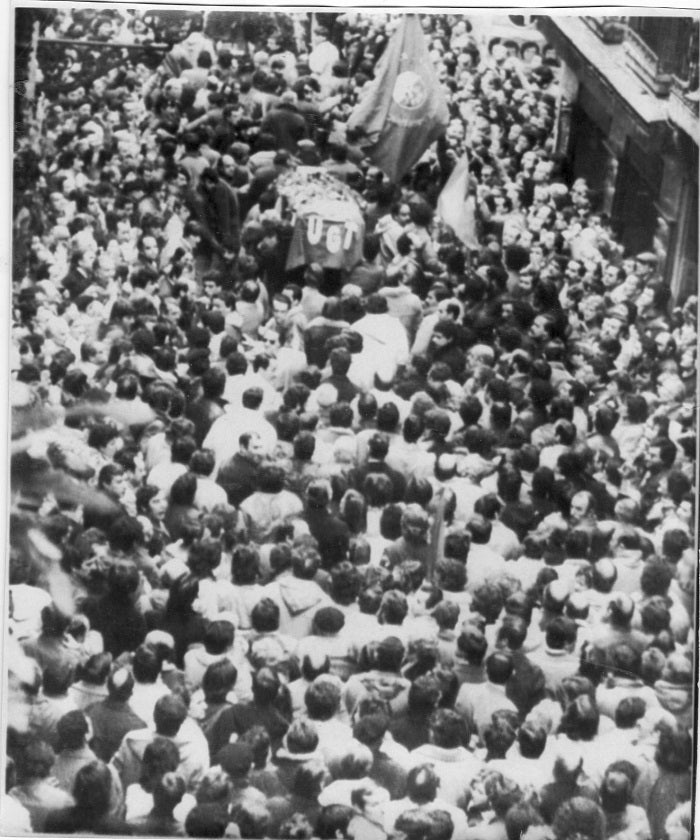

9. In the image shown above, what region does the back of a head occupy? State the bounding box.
[552,797,605,840]
[457,626,488,665]
[505,803,543,840]
[374,635,405,672]
[108,667,135,702]
[406,764,440,805]
[517,722,547,759]
[546,616,577,651]
[486,651,514,684]
[497,616,528,652]
[429,708,469,749]
[614,696,647,729]
[57,710,89,751]
[316,805,355,840]
[73,760,113,816]
[331,743,373,781]
[133,644,161,684]
[407,673,441,716]
[305,677,341,721]
[202,659,238,703]
[286,718,319,755]
[251,666,280,705]
[235,802,271,839]
[467,514,492,545]
[153,694,188,737]
[560,695,600,742]
[185,804,229,838]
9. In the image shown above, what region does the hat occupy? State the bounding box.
[635,251,658,265]
[217,743,254,777]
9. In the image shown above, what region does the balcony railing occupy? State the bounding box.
[582,15,699,121]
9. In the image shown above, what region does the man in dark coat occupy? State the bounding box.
[194,168,241,268]
[260,91,309,154]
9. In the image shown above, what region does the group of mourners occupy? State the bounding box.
[5,8,696,840]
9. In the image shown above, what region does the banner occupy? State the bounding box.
[280,169,365,272]
[347,15,449,183]
[286,210,364,272]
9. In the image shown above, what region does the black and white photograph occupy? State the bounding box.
[3,6,698,840]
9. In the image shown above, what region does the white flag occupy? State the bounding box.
[437,153,478,249]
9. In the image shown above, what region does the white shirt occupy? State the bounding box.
[465,544,508,592]
[309,39,340,77]
[146,461,187,495]
[128,679,171,728]
[353,313,410,380]
[194,478,228,511]
[0,793,33,834]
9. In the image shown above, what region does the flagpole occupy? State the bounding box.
[427,487,447,583]
[26,20,40,102]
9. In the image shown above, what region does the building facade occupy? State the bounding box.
[538,15,699,301]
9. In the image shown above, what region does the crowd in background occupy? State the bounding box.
[5,8,696,840]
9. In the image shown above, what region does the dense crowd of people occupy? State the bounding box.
[5,8,696,840]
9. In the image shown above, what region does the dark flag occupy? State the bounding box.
[347,15,449,183]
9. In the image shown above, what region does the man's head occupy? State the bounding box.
[153,694,188,737]
[485,651,514,685]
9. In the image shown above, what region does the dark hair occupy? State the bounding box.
[77,652,112,686]
[140,737,180,792]
[251,667,280,706]
[185,804,229,838]
[305,679,341,721]
[518,722,547,759]
[251,598,280,633]
[286,718,320,755]
[486,651,514,684]
[471,582,505,624]
[203,620,234,655]
[435,558,467,593]
[316,805,354,840]
[429,708,469,749]
[655,723,693,772]
[496,615,528,652]
[406,764,440,804]
[614,696,647,729]
[559,695,600,741]
[133,644,161,684]
[505,803,543,840]
[231,544,260,585]
[73,761,113,817]
[546,616,577,650]
[552,797,605,840]
[57,709,89,750]
[202,659,238,703]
